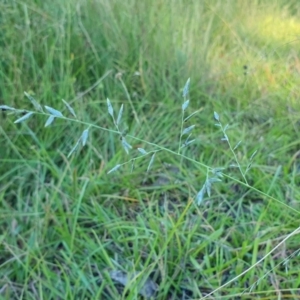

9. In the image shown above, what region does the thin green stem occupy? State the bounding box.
[118,76,140,125]
[219,122,248,185]
[178,95,186,154]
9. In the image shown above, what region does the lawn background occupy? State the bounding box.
[1,0,300,299]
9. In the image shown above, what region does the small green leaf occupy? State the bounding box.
[0,105,16,111]
[24,92,43,112]
[221,134,229,141]
[138,148,147,155]
[67,139,80,158]
[147,153,156,172]
[233,140,242,150]
[182,78,190,97]
[211,168,224,177]
[206,180,212,197]
[14,112,34,124]
[107,164,121,174]
[209,177,222,184]
[181,139,195,148]
[182,125,195,135]
[45,115,55,127]
[62,99,77,118]
[81,129,89,146]
[214,111,220,122]
[184,110,200,122]
[44,106,63,117]
[196,185,206,205]
[250,150,258,161]
[107,98,114,119]
[121,137,132,154]
[117,104,123,126]
[182,100,190,111]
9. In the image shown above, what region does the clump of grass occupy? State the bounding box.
[2,77,300,298]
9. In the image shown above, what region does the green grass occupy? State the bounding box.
[1,0,300,299]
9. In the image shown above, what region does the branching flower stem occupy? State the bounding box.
[1,105,297,212]
[215,114,248,185]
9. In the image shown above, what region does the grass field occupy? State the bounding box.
[1,0,300,299]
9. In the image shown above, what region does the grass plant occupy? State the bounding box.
[1,0,300,299]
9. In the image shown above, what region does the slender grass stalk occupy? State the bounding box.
[214,112,249,185]
[1,101,297,213]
